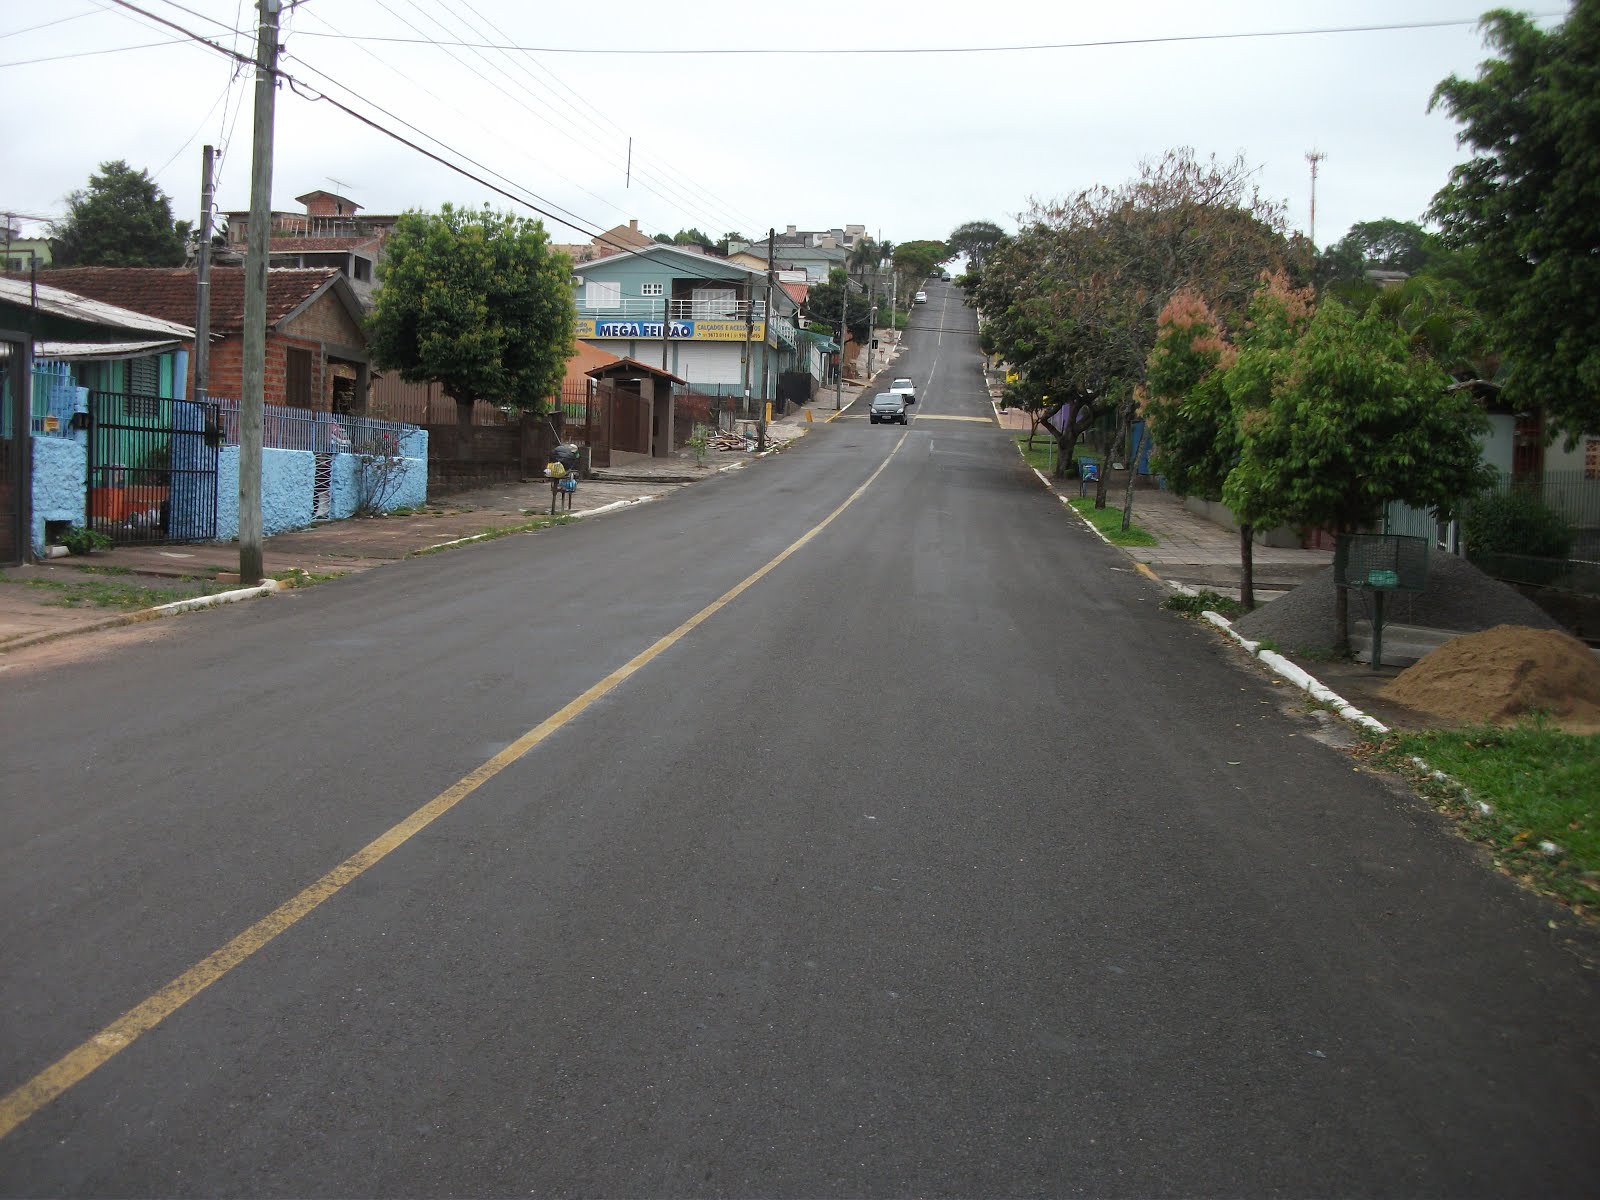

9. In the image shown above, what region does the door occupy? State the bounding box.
[286,347,314,409]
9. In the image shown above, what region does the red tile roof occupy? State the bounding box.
[587,355,686,385]
[24,267,341,336]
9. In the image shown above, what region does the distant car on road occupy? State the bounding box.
[914,290,928,304]
[869,392,909,425]
[889,377,917,404]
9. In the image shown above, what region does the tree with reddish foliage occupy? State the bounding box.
[976,149,1291,504]
[1143,290,1257,604]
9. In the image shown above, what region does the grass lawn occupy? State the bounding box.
[6,576,234,610]
[408,514,573,556]
[1068,497,1158,547]
[1014,432,1063,474]
[1374,723,1600,914]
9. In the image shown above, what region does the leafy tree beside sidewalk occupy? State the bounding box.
[1222,299,1494,648]
[366,204,575,434]
[1144,290,1249,603]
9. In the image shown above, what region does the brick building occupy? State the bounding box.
[220,190,400,304]
[32,267,371,412]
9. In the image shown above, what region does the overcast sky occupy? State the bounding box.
[1,0,1568,255]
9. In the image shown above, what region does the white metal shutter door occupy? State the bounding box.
[675,343,742,387]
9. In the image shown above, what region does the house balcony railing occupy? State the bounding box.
[574,297,772,322]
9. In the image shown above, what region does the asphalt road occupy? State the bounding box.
[2,280,1597,1197]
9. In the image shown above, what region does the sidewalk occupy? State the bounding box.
[0,451,769,656]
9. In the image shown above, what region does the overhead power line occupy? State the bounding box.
[85,0,789,288]
[287,15,1567,56]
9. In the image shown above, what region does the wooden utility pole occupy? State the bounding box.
[757,228,774,452]
[835,269,845,410]
[740,264,754,419]
[193,145,214,403]
[240,0,282,585]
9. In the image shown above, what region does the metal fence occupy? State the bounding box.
[1486,469,1600,538]
[366,373,511,426]
[1387,468,1600,595]
[30,363,81,437]
[211,397,414,454]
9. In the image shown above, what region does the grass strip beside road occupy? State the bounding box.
[1014,432,1059,474]
[1374,723,1600,915]
[3,576,235,611]
[1068,497,1158,547]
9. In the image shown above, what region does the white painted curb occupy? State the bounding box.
[1030,465,1116,546]
[149,579,282,615]
[1201,609,1389,734]
[572,495,658,519]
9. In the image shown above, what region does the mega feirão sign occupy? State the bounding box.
[575,318,766,342]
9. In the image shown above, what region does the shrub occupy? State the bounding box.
[60,525,112,555]
[1461,490,1573,561]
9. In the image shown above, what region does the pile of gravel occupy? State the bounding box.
[1232,552,1560,653]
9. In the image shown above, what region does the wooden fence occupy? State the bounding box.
[368,373,511,427]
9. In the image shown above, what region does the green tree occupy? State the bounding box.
[366,204,575,433]
[846,237,880,289]
[1429,2,1600,441]
[804,267,873,342]
[947,220,1007,272]
[1143,290,1255,605]
[891,239,949,291]
[662,227,714,249]
[51,160,190,267]
[1223,299,1493,648]
[976,148,1290,495]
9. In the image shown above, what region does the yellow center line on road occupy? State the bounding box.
[0,432,911,1143]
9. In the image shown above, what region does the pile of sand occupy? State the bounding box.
[1382,624,1600,733]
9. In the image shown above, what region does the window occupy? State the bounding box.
[286,347,314,409]
[126,357,160,418]
[352,256,372,282]
[584,279,621,309]
[690,286,736,318]
[640,282,664,297]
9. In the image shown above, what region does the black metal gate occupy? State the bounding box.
[0,335,27,565]
[87,391,220,546]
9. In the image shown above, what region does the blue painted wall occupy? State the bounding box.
[328,437,429,518]
[30,436,87,552]
[216,448,313,539]
[215,438,427,539]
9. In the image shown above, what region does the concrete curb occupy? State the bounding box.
[1199,610,1390,734]
[1,579,283,654]
[825,394,861,422]
[1017,443,1391,736]
[571,495,659,520]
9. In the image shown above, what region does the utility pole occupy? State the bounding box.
[740,267,754,421]
[240,0,282,585]
[835,271,845,410]
[1306,148,1326,248]
[867,299,876,378]
[757,228,773,452]
[193,145,215,403]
